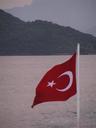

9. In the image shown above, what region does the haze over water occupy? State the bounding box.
[0,55,96,128]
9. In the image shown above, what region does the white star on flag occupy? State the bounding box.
[47,80,56,88]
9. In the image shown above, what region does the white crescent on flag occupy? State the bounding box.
[56,71,73,92]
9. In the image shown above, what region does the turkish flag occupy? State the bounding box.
[32,53,76,108]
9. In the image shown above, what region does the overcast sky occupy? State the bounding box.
[0,0,32,9]
[0,0,96,33]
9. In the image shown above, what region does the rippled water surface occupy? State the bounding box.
[0,55,96,128]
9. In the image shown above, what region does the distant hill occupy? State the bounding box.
[0,9,96,55]
[86,26,96,37]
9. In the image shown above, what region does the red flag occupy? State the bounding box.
[32,53,76,108]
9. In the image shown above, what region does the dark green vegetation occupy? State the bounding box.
[0,9,96,55]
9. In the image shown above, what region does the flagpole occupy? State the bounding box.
[77,43,80,128]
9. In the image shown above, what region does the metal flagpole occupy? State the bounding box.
[77,43,80,128]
